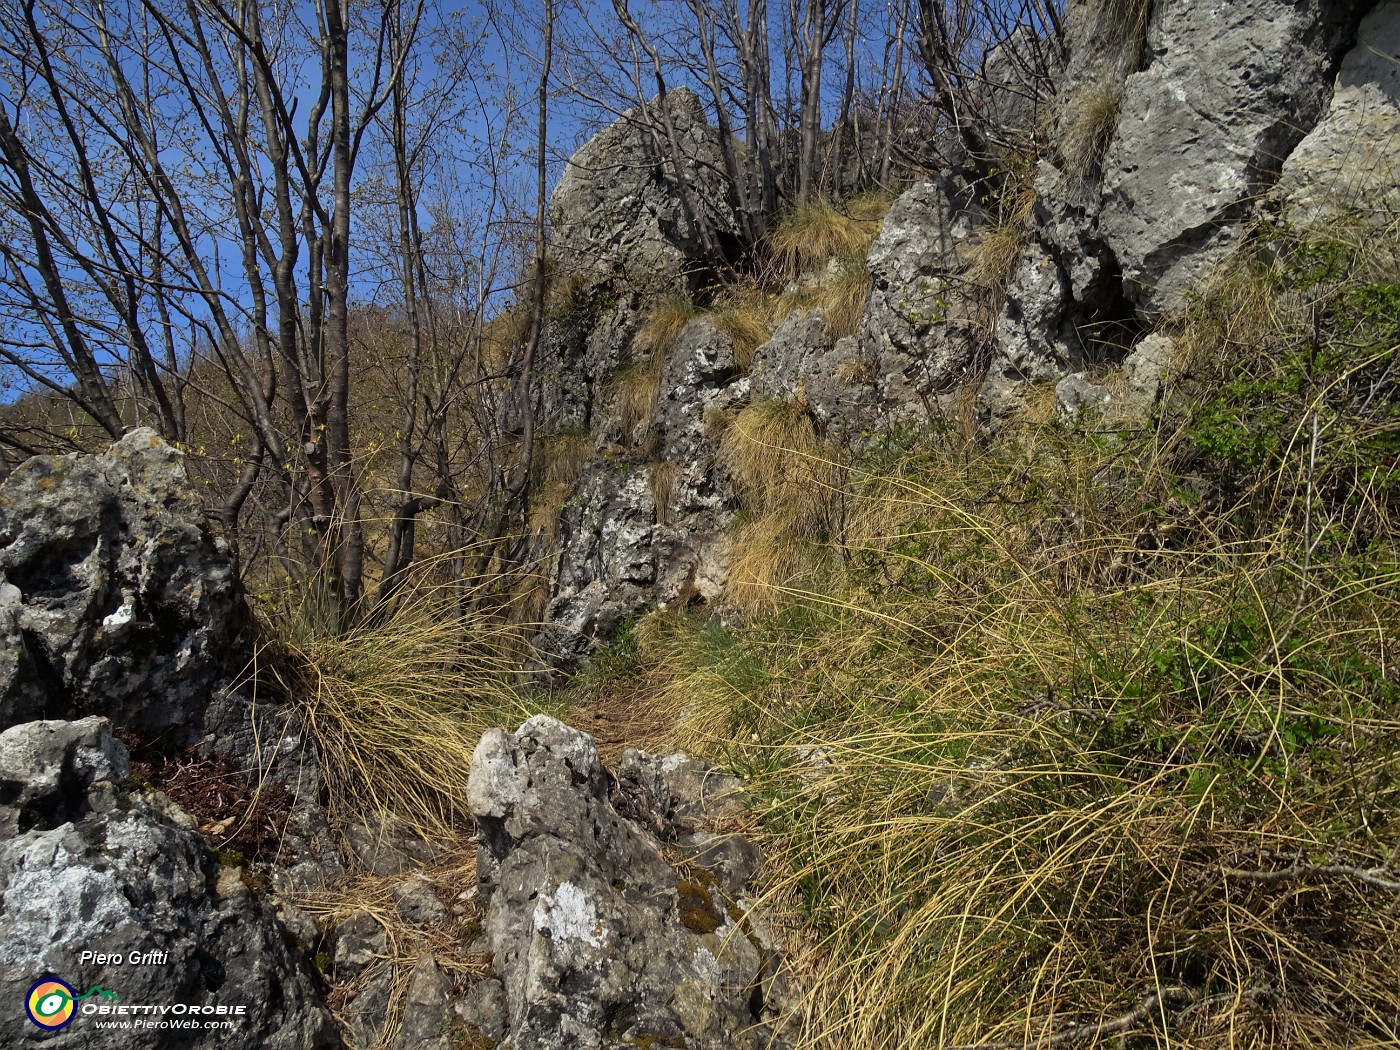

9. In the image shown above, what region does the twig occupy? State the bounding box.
[945,986,1199,1050]
[1222,861,1400,893]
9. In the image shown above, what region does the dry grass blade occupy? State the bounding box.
[257,580,538,840]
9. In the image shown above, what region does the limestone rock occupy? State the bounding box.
[468,717,788,1050]
[455,978,508,1044]
[391,955,454,1050]
[0,717,129,835]
[333,912,387,980]
[550,88,740,294]
[345,812,439,876]
[0,429,243,741]
[1123,333,1177,404]
[1276,1,1400,225]
[0,718,338,1049]
[988,0,1149,395]
[677,833,763,898]
[275,901,322,950]
[392,877,449,926]
[749,311,881,432]
[1055,373,1114,418]
[1100,0,1361,318]
[860,176,984,406]
[540,318,741,664]
[974,27,1061,152]
[616,749,746,829]
[342,968,395,1050]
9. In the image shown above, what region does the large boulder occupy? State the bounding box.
[750,310,882,429]
[0,717,339,1048]
[550,88,741,294]
[1275,1,1400,225]
[1099,0,1362,318]
[467,716,788,1050]
[0,430,242,741]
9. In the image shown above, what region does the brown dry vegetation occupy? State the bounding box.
[575,214,1400,1050]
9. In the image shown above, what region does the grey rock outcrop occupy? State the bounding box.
[987,0,1370,416]
[541,319,741,664]
[988,0,1151,394]
[1275,1,1400,225]
[1099,0,1361,318]
[0,717,339,1049]
[468,716,789,1050]
[749,311,882,430]
[550,88,740,293]
[859,176,985,407]
[0,429,241,742]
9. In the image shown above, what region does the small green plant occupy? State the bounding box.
[1182,218,1400,535]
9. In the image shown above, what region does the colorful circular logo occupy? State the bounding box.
[26,978,77,1030]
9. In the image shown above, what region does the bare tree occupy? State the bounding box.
[0,0,410,621]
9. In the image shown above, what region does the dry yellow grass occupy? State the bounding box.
[769,198,883,280]
[294,844,491,1049]
[649,459,679,524]
[635,298,699,356]
[631,213,1400,1050]
[815,254,873,341]
[256,580,539,838]
[969,168,1038,296]
[613,358,664,445]
[1060,85,1123,184]
[719,399,847,614]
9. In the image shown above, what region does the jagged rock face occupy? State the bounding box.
[860,176,985,408]
[1276,1,1400,225]
[988,0,1373,413]
[550,88,741,294]
[989,0,1150,390]
[540,319,740,664]
[467,716,788,1050]
[1099,0,1361,318]
[0,430,242,742]
[0,717,339,1049]
[749,311,881,429]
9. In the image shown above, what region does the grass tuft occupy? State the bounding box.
[720,399,847,614]
[613,359,664,445]
[635,297,699,357]
[257,582,541,839]
[649,459,679,525]
[969,164,1038,297]
[814,253,873,341]
[1060,86,1123,184]
[769,199,883,280]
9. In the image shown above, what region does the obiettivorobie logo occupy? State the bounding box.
[25,978,120,1030]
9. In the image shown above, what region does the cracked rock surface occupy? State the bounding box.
[468,716,789,1050]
